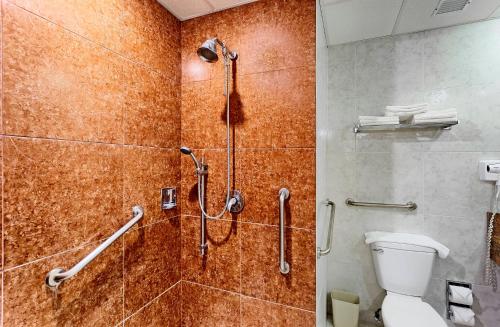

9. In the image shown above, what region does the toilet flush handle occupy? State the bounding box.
[372,248,384,254]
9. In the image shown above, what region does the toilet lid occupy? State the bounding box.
[382,293,447,327]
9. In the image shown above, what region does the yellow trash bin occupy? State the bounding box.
[331,290,359,327]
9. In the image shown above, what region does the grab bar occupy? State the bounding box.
[279,188,290,274]
[317,199,335,258]
[45,205,144,288]
[345,198,417,211]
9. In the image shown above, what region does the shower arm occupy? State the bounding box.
[214,38,237,61]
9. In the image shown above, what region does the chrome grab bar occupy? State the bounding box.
[45,205,144,288]
[317,199,335,257]
[279,188,290,274]
[345,198,417,211]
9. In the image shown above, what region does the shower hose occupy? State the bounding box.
[196,57,236,220]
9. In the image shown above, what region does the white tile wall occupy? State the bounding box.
[324,18,500,327]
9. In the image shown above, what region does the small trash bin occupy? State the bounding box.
[331,290,359,327]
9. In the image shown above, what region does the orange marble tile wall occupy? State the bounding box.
[180,0,317,325]
[0,0,182,325]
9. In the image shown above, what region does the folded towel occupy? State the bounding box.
[365,231,450,259]
[385,103,428,112]
[359,116,399,126]
[413,118,458,124]
[358,116,399,126]
[359,116,399,122]
[385,109,428,116]
[359,121,400,126]
[413,109,457,120]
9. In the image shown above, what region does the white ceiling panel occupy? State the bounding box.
[208,0,257,11]
[157,0,257,21]
[322,0,404,45]
[394,0,500,34]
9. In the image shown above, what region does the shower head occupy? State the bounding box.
[180,146,200,170]
[197,38,238,63]
[198,38,219,63]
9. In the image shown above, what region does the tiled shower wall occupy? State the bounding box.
[180,0,317,325]
[0,0,182,325]
[326,18,500,326]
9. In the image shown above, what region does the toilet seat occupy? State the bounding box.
[382,292,447,327]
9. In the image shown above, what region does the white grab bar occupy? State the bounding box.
[317,199,335,258]
[279,188,290,274]
[45,205,144,288]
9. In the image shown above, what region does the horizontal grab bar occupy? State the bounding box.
[345,198,417,211]
[317,199,335,258]
[45,205,144,289]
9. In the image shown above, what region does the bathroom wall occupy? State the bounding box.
[180,0,317,325]
[326,18,500,326]
[0,0,182,325]
[315,0,330,326]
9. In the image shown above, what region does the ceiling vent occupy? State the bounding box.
[433,0,471,15]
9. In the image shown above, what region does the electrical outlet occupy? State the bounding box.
[479,160,500,182]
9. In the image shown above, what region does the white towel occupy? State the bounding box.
[358,116,399,126]
[384,103,429,121]
[359,116,399,122]
[385,103,428,112]
[413,109,457,120]
[385,109,428,116]
[364,231,450,259]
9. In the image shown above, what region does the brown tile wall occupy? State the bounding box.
[0,0,182,326]
[180,0,316,325]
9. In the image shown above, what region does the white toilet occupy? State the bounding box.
[365,231,450,327]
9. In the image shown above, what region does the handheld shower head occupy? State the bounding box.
[180,146,192,155]
[180,146,200,170]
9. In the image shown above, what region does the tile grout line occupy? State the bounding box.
[121,280,182,325]
[181,215,316,232]
[181,64,316,86]
[1,0,5,323]
[5,0,181,86]
[0,133,320,152]
[1,215,182,273]
[0,133,179,150]
[182,280,315,314]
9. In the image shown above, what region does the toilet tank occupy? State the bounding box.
[370,241,436,297]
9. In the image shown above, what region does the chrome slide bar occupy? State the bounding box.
[317,199,335,257]
[45,205,144,288]
[279,188,290,274]
[345,198,417,211]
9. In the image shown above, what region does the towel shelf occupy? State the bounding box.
[353,121,458,133]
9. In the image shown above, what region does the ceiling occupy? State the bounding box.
[320,0,500,45]
[157,0,258,21]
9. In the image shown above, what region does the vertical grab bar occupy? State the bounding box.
[279,188,290,274]
[317,199,335,257]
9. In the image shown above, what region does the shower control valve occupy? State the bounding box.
[229,190,245,213]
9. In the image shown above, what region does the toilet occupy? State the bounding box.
[365,231,450,327]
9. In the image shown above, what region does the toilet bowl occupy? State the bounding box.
[365,231,450,327]
[382,292,447,327]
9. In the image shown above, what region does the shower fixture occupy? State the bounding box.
[180,146,201,171]
[180,37,243,256]
[197,38,238,63]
